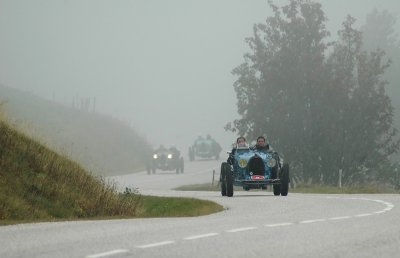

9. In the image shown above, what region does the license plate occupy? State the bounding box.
[251,175,265,180]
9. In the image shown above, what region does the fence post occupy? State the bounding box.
[338,169,342,188]
[212,169,215,186]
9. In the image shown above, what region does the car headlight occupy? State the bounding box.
[167,154,173,159]
[267,158,276,167]
[153,154,158,159]
[238,159,247,168]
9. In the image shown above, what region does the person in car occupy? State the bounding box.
[251,136,270,151]
[227,136,247,165]
[169,145,180,158]
[155,144,168,154]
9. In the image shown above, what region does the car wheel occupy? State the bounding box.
[273,184,280,196]
[180,158,184,173]
[225,166,234,197]
[280,163,289,196]
[220,163,227,196]
[189,147,194,161]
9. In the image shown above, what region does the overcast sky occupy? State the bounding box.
[0,0,399,152]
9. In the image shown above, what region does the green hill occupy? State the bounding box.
[0,119,141,223]
[0,85,151,176]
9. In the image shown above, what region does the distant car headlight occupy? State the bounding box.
[153,154,158,159]
[267,158,276,167]
[167,154,173,159]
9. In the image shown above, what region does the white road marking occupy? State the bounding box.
[184,233,219,240]
[226,227,257,233]
[136,241,175,249]
[328,216,351,220]
[85,249,129,258]
[355,213,372,217]
[265,222,293,227]
[299,219,326,224]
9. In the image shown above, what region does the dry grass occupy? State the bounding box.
[0,119,141,224]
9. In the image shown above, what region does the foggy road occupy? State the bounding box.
[2,0,400,257]
[107,159,222,192]
[1,160,399,258]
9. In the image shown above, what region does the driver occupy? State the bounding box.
[251,136,269,151]
[169,145,180,158]
[227,136,247,165]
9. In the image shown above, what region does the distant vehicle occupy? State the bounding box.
[188,135,222,161]
[148,146,184,174]
[220,143,289,197]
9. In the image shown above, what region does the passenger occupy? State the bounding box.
[227,136,246,165]
[155,144,168,153]
[169,145,180,157]
[252,136,269,151]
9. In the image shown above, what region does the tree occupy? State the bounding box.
[227,0,331,183]
[361,9,400,162]
[324,16,399,185]
[227,0,399,186]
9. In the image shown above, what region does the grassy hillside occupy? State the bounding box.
[0,119,141,223]
[0,119,223,225]
[0,85,151,176]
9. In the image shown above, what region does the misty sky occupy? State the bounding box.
[0,0,399,152]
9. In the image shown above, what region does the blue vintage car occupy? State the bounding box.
[188,135,222,161]
[220,144,289,197]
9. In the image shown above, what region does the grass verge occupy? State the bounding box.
[135,195,223,217]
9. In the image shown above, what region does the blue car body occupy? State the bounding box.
[231,146,279,188]
[220,144,289,197]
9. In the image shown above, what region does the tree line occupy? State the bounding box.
[226,0,400,187]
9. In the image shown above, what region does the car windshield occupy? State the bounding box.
[236,143,249,149]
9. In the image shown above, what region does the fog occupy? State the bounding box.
[0,0,399,152]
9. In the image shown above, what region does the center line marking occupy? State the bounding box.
[328,216,351,220]
[300,219,326,224]
[265,222,293,227]
[184,233,219,240]
[226,227,257,233]
[355,213,372,217]
[136,241,175,249]
[86,249,129,258]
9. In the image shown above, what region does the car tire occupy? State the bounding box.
[180,158,184,173]
[189,147,194,161]
[273,184,281,196]
[280,163,289,196]
[220,163,227,196]
[225,166,234,197]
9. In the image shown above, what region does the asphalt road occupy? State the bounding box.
[1,159,399,258]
